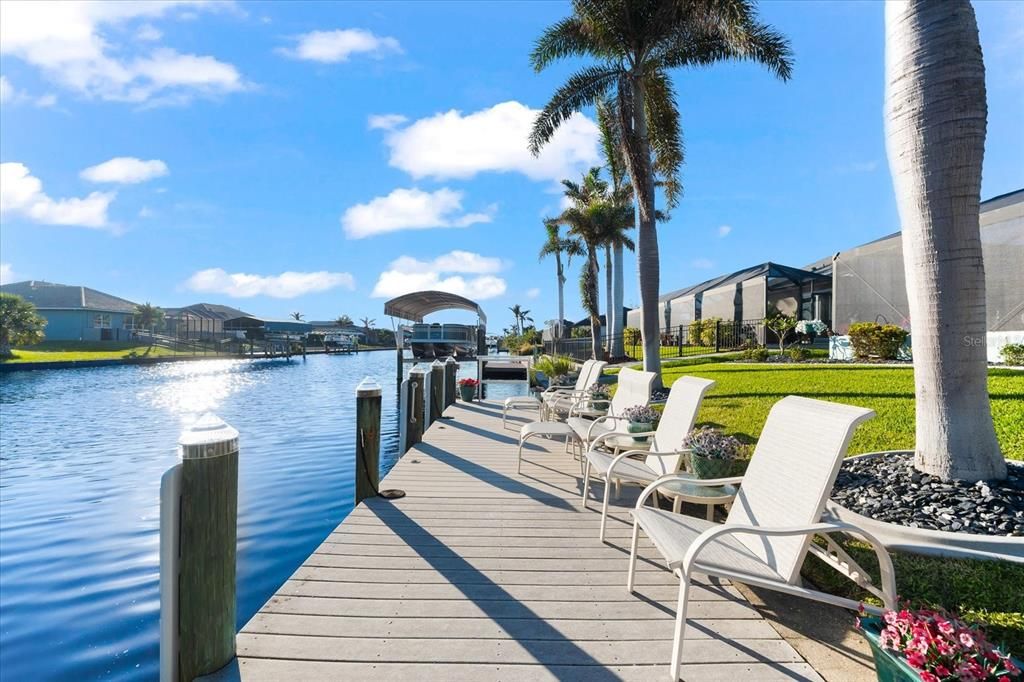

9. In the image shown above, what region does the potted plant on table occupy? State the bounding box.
[457,377,480,402]
[682,427,749,479]
[622,405,660,443]
[586,382,611,413]
[857,605,1021,682]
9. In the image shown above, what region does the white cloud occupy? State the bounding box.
[0,263,15,284]
[371,250,508,300]
[367,113,407,131]
[0,1,246,103]
[1,162,115,229]
[0,76,12,103]
[691,258,715,269]
[277,29,401,63]
[342,187,494,239]
[0,75,56,107]
[81,157,169,184]
[526,287,541,299]
[718,224,732,238]
[184,268,356,299]
[35,93,58,107]
[136,24,162,41]
[377,101,600,182]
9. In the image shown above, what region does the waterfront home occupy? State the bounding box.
[163,303,252,339]
[0,280,139,342]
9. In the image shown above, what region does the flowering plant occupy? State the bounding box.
[682,427,746,460]
[587,383,611,400]
[795,319,827,335]
[457,378,480,387]
[858,604,1021,682]
[621,404,660,425]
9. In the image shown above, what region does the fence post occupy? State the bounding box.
[677,325,683,357]
[404,365,426,451]
[167,414,240,682]
[430,359,445,421]
[444,356,458,408]
[715,320,722,353]
[355,377,382,505]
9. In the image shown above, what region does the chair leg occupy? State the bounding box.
[627,520,640,592]
[517,437,525,474]
[600,476,612,541]
[614,478,621,499]
[581,460,592,508]
[672,495,682,514]
[502,405,507,428]
[670,575,691,681]
[706,504,714,522]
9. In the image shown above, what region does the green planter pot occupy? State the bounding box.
[626,422,653,442]
[458,385,477,401]
[858,618,922,682]
[690,453,748,479]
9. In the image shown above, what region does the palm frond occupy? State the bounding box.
[643,69,684,208]
[530,16,595,72]
[529,65,619,155]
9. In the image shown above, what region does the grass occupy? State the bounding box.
[5,341,191,363]
[652,358,1024,653]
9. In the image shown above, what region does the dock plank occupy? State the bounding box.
[227,399,817,681]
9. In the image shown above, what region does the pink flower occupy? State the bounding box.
[959,631,975,648]
[920,673,939,682]
[937,619,955,637]
[935,665,950,677]
[906,652,926,670]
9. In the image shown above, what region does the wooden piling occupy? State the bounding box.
[444,356,458,408]
[405,365,426,451]
[176,414,240,682]
[355,377,382,505]
[429,360,444,422]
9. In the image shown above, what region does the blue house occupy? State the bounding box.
[0,280,139,342]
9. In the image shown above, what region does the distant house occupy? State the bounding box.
[306,321,367,340]
[164,303,252,338]
[0,280,139,342]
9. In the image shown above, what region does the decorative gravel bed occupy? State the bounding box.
[831,452,1024,536]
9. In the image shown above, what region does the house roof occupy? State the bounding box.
[384,290,487,325]
[659,262,831,303]
[165,302,251,321]
[0,280,138,313]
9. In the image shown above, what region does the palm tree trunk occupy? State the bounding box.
[621,75,662,384]
[604,246,613,354]
[885,0,1004,482]
[612,243,625,357]
[556,253,565,340]
[588,249,602,360]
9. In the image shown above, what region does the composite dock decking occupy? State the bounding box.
[220,399,822,681]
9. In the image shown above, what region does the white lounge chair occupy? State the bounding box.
[582,376,715,541]
[503,359,599,427]
[627,396,896,680]
[566,367,656,451]
[542,359,607,420]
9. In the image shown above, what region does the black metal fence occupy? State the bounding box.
[543,319,768,362]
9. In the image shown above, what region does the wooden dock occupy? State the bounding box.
[215,399,822,681]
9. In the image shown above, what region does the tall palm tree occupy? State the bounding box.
[530,0,793,381]
[885,0,1005,482]
[335,314,353,327]
[290,312,304,321]
[508,305,533,335]
[360,317,376,344]
[596,99,636,357]
[134,302,165,332]
[539,218,584,339]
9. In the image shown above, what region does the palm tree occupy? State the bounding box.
[290,312,304,321]
[508,305,533,335]
[335,314,353,327]
[134,302,165,332]
[539,218,584,340]
[885,0,1004,482]
[360,317,376,344]
[530,0,793,381]
[0,293,46,358]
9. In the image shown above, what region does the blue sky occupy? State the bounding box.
[1,1,1021,330]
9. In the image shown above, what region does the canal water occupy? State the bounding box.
[0,352,508,681]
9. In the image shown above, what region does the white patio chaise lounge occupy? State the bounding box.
[566,367,656,452]
[626,396,897,680]
[503,359,597,428]
[540,359,607,421]
[581,376,715,541]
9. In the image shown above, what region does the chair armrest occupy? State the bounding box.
[679,521,896,608]
[634,473,744,510]
[588,429,654,450]
[585,415,620,442]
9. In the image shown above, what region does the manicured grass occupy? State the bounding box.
[660,361,1023,460]
[5,341,189,363]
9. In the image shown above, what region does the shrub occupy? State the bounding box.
[764,313,798,353]
[570,325,591,339]
[739,347,769,362]
[700,317,722,347]
[623,327,641,346]
[534,354,574,379]
[848,322,910,360]
[687,319,706,346]
[1001,343,1024,366]
[787,347,810,361]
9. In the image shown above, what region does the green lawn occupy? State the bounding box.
[652,358,1024,652]
[4,341,190,363]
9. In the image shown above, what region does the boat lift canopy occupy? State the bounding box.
[384,291,487,325]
